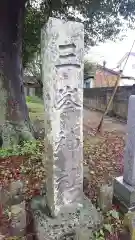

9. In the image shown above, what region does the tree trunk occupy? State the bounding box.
[0,0,34,148]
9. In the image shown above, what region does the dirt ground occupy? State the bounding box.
[83,108,126,137]
[83,108,129,239]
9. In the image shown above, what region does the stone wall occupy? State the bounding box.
[84,85,135,120]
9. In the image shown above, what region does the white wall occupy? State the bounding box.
[119,78,135,86]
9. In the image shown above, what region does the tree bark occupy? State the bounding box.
[0,0,34,148]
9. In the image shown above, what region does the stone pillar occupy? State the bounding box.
[41,17,83,217]
[31,17,101,240]
[114,95,135,212]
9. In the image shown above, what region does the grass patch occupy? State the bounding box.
[27,101,44,122]
[0,140,43,158]
[27,102,44,113]
[29,112,45,122]
[26,95,43,104]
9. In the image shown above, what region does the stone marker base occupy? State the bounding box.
[124,211,135,239]
[31,195,102,240]
[113,176,135,213]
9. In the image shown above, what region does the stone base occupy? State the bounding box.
[113,176,135,213]
[31,195,102,240]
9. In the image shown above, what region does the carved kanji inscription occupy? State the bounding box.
[41,17,84,216]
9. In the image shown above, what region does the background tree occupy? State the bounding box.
[23,0,135,68]
[24,52,42,87]
[0,0,135,148]
[84,60,97,77]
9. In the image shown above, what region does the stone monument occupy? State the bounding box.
[42,17,84,217]
[31,17,101,240]
[114,95,135,212]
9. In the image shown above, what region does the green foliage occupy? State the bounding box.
[84,59,97,79]
[94,229,105,239]
[27,102,44,114]
[23,0,135,67]
[103,224,112,233]
[23,2,45,68]
[107,209,120,220]
[5,237,22,240]
[93,209,121,239]
[0,140,45,200]
[0,140,43,158]
[26,95,43,104]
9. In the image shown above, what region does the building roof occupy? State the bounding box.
[97,64,120,76]
[23,75,39,84]
[98,65,135,80]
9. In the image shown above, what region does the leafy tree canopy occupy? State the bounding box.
[23,0,135,68]
[84,59,97,79]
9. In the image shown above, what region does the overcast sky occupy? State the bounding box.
[86,28,135,70]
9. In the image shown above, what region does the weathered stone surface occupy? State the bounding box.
[2,121,34,148]
[31,196,47,211]
[113,176,135,212]
[97,184,113,212]
[114,96,135,212]
[10,180,23,196]
[9,180,24,205]
[41,17,84,217]
[124,211,135,239]
[31,195,102,240]
[38,17,102,239]
[10,201,26,236]
[123,95,135,186]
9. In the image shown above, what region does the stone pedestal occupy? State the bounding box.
[114,176,135,212]
[31,195,102,240]
[114,96,135,212]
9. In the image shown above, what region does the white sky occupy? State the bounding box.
[86,28,135,70]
